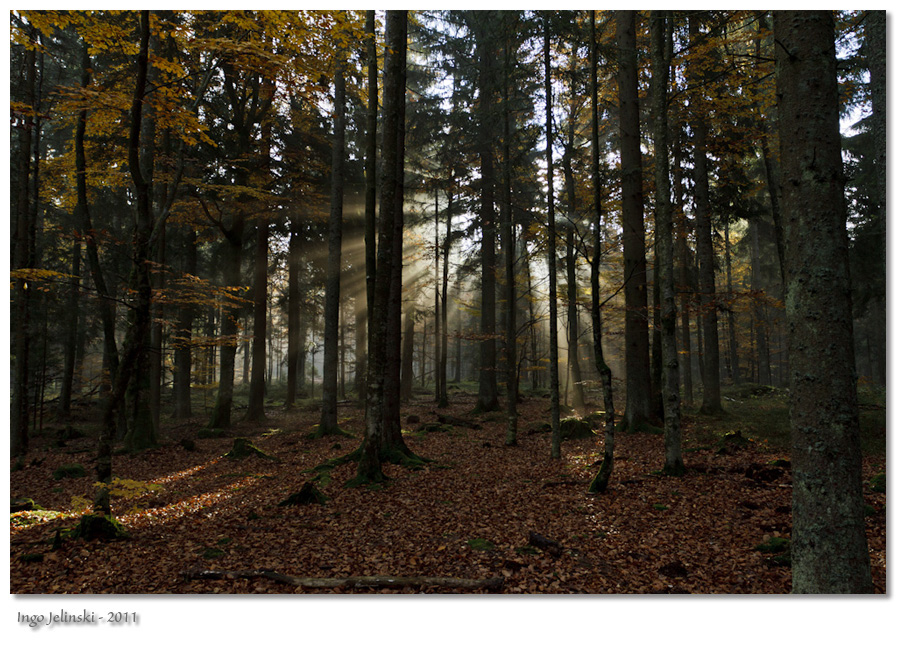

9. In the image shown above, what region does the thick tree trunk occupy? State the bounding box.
[438,180,453,408]
[562,108,584,414]
[673,138,694,408]
[616,10,654,431]
[364,10,378,360]
[58,237,82,420]
[356,10,407,485]
[723,218,740,385]
[774,10,873,594]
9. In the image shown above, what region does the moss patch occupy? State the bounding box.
[66,514,130,541]
[560,417,596,441]
[52,464,86,480]
[869,472,886,493]
[224,437,276,461]
[467,538,496,551]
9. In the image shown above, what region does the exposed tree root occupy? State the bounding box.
[181,568,504,592]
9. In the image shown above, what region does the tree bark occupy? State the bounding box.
[616,10,654,431]
[587,10,616,493]
[774,9,873,594]
[318,41,347,435]
[543,14,561,459]
[651,10,683,476]
[688,14,723,415]
[473,12,500,414]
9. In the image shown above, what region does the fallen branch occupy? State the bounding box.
[182,568,504,592]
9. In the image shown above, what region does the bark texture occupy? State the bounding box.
[774,10,873,594]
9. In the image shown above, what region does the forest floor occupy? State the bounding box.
[10,385,887,594]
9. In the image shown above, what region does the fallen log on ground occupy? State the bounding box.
[182,568,504,592]
[436,413,482,430]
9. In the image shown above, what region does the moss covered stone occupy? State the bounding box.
[560,417,596,441]
[716,431,750,455]
[224,438,276,461]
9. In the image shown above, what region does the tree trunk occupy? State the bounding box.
[723,217,740,385]
[318,43,347,435]
[587,9,616,494]
[689,14,722,415]
[356,10,407,485]
[286,221,302,407]
[400,304,416,402]
[749,217,772,386]
[616,10,654,431]
[651,10,683,476]
[774,10,873,594]
[246,217,269,422]
[674,134,694,408]
[172,226,197,418]
[474,13,500,414]
[562,100,584,414]
[501,30,518,445]
[12,27,36,456]
[543,14,561,459]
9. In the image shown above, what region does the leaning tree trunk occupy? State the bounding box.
[774,10,873,595]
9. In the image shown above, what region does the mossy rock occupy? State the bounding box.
[199,428,228,439]
[716,431,750,455]
[224,437,276,461]
[67,514,130,541]
[583,412,607,429]
[52,464,86,480]
[180,438,197,452]
[560,417,595,441]
[869,472,886,493]
[278,481,328,506]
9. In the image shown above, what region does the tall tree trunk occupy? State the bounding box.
[562,99,584,414]
[438,177,453,408]
[12,27,36,456]
[208,226,243,429]
[318,41,347,435]
[172,225,197,418]
[357,10,407,485]
[400,303,416,402]
[474,13,500,414]
[364,10,378,360]
[749,217,772,386]
[651,10,683,476]
[723,217,740,385]
[774,10,873,594]
[286,220,302,407]
[674,134,694,408]
[689,14,723,415]
[501,29,518,445]
[246,217,269,421]
[616,10,653,431]
[544,14,561,459]
[587,9,617,494]
[58,237,82,420]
